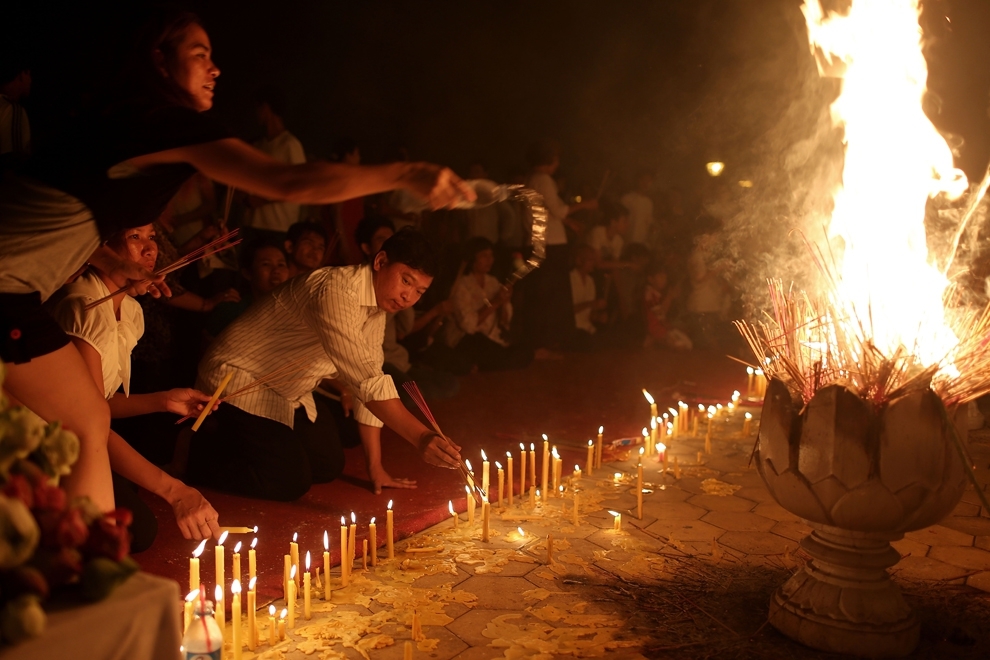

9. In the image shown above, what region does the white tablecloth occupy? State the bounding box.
[0,572,181,660]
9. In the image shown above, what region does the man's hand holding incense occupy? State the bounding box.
[163,388,218,417]
[419,431,462,469]
[401,163,476,210]
[168,482,220,541]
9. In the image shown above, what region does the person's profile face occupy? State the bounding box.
[248,246,288,294]
[168,23,220,112]
[472,249,495,275]
[373,253,432,313]
[114,224,159,273]
[289,232,326,271]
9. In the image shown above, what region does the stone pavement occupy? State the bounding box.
[233,407,990,659]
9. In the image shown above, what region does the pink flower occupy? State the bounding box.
[1,476,33,509]
[31,482,66,512]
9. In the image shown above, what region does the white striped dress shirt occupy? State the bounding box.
[197,264,397,428]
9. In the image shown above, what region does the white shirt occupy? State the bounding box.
[48,271,144,399]
[243,130,306,232]
[620,190,654,245]
[447,273,511,347]
[526,171,569,245]
[570,268,597,334]
[198,264,398,428]
[587,225,624,261]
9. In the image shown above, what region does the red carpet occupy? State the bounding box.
[133,348,743,606]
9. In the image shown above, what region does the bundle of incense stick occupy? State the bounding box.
[174,357,313,425]
[402,381,483,503]
[85,228,242,310]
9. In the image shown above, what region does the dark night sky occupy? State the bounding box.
[12,0,990,198]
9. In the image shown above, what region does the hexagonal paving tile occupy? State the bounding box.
[892,556,972,581]
[928,546,990,571]
[752,501,800,523]
[701,511,776,533]
[651,501,708,521]
[976,536,990,552]
[952,501,982,517]
[939,515,990,538]
[967,571,990,593]
[734,486,774,503]
[446,609,549,648]
[904,525,974,548]
[890,537,930,559]
[686,493,757,513]
[369,623,467,660]
[455,576,546,611]
[718,531,792,555]
[770,520,812,543]
[654,485,694,502]
[646,519,727,542]
[450,647,507,660]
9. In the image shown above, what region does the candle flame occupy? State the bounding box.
[520,443,525,450]
[658,443,667,453]
[215,584,223,601]
[708,406,716,414]
[642,427,648,437]
[542,433,548,441]
[388,500,393,510]
[465,459,473,472]
[481,449,488,461]
[698,403,705,411]
[290,565,297,579]
[192,539,207,558]
[249,576,257,591]
[598,425,604,434]
[608,510,620,517]
[185,589,200,602]
[495,461,502,469]
[507,450,512,457]
[614,472,622,480]
[323,531,328,550]
[279,608,287,619]
[642,389,655,405]
[351,512,356,524]
[231,579,241,594]
[747,366,755,375]
[518,527,525,536]
[292,532,298,542]
[251,537,258,549]
[551,447,559,458]
[530,443,535,451]
[587,439,593,446]
[371,517,376,524]
[305,551,311,570]
[668,408,677,416]
[269,605,276,616]
[449,500,455,515]
[341,516,346,525]
[745,412,754,419]
[575,464,580,471]
[536,489,540,497]
[253,526,258,533]
[640,446,645,455]
[559,485,564,492]
[218,531,229,546]
[233,541,242,553]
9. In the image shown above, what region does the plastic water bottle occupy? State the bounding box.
[182,599,224,660]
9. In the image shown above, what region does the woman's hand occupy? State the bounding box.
[368,464,417,495]
[418,432,462,469]
[204,288,241,312]
[401,163,476,210]
[168,483,220,540]
[106,258,171,299]
[163,388,216,416]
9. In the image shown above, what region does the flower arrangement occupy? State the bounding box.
[0,364,136,644]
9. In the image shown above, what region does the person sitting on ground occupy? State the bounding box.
[355,216,458,403]
[570,244,607,348]
[46,223,219,551]
[445,237,533,372]
[189,228,463,500]
[587,202,632,272]
[204,237,289,339]
[284,220,329,279]
[643,261,692,351]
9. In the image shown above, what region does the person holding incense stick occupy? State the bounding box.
[46,223,221,549]
[0,7,472,518]
[189,228,463,500]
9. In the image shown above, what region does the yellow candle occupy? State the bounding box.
[247,577,257,651]
[183,589,198,632]
[650,417,658,455]
[541,435,549,497]
[268,605,277,646]
[643,389,658,423]
[404,641,413,660]
[340,517,349,586]
[573,464,582,482]
[496,461,504,508]
[466,485,475,525]
[214,585,225,645]
[550,447,560,494]
[283,554,291,601]
[596,426,604,468]
[362,539,369,570]
[278,608,286,641]
[248,538,257,582]
[323,531,332,601]
[190,539,206,594]
[743,412,753,437]
[218,526,257,535]
[528,443,536,492]
[572,491,579,526]
[386,500,394,560]
[481,495,490,542]
[506,452,514,506]
[669,408,679,439]
[481,449,490,496]
[546,533,553,564]
[449,500,458,529]
[585,440,594,476]
[192,371,232,432]
[369,518,378,567]
[231,579,242,660]
[465,459,475,491]
[529,486,536,508]
[290,533,299,587]
[747,366,754,398]
[610,510,622,531]
[518,444,526,501]
[348,513,357,573]
[304,552,312,620]
[215,531,228,598]
[637,450,644,520]
[232,541,242,587]
[287,565,296,629]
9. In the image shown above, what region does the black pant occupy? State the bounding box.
[455,333,533,372]
[186,397,346,501]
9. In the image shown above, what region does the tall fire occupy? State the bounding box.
[741,1,990,657]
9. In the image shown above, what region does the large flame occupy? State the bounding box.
[802,0,967,368]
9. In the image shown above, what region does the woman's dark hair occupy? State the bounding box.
[116,6,202,109]
[461,236,494,275]
[286,221,329,246]
[355,215,395,250]
[380,228,438,277]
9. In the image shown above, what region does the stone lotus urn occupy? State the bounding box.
[756,378,968,658]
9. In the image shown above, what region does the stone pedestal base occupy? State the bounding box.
[768,526,918,658]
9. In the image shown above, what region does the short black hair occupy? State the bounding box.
[526,139,560,168]
[240,237,287,271]
[286,221,328,246]
[256,85,287,119]
[380,227,438,277]
[355,215,395,250]
[462,236,494,274]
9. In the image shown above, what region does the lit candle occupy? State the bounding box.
[572,490,579,526]
[496,461,504,508]
[290,532,299,588]
[362,539,368,570]
[573,464,582,482]
[546,533,553,564]
[465,459,476,491]
[369,517,378,567]
[215,531,228,599]
[643,389,658,421]
[743,412,753,437]
[304,552,311,620]
[247,577,257,651]
[214,584,225,645]
[348,513,357,573]
[649,417,657,455]
[190,539,206,594]
[610,510,622,531]
[340,516,349,586]
[669,408,678,439]
[278,608,286,641]
[322,531,332,601]
[481,493,490,542]
[695,404,704,436]
[705,412,714,454]
[747,366,754,398]
[283,554,291,601]
[231,579,242,660]
[756,367,766,397]
[518,444,526,502]
[449,500,458,529]
[386,500,395,560]
[466,485,475,525]
[481,449,490,496]
[551,446,561,495]
[192,371,233,432]
[642,427,649,456]
[637,448,644,520]
[679,401,689,433]
[232,541,242,587]
[529,443,536,494]
[183,588,199,632]
[506,451,514,506]
[536,488,541,507]
[287,565,296,629]
[248,537,257,582]
[596,426,604,468]
[541,435,549,497]
[268,605,277,646]
[585,440,594,476]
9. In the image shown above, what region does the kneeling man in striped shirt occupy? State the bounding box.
[187,228,462,501]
